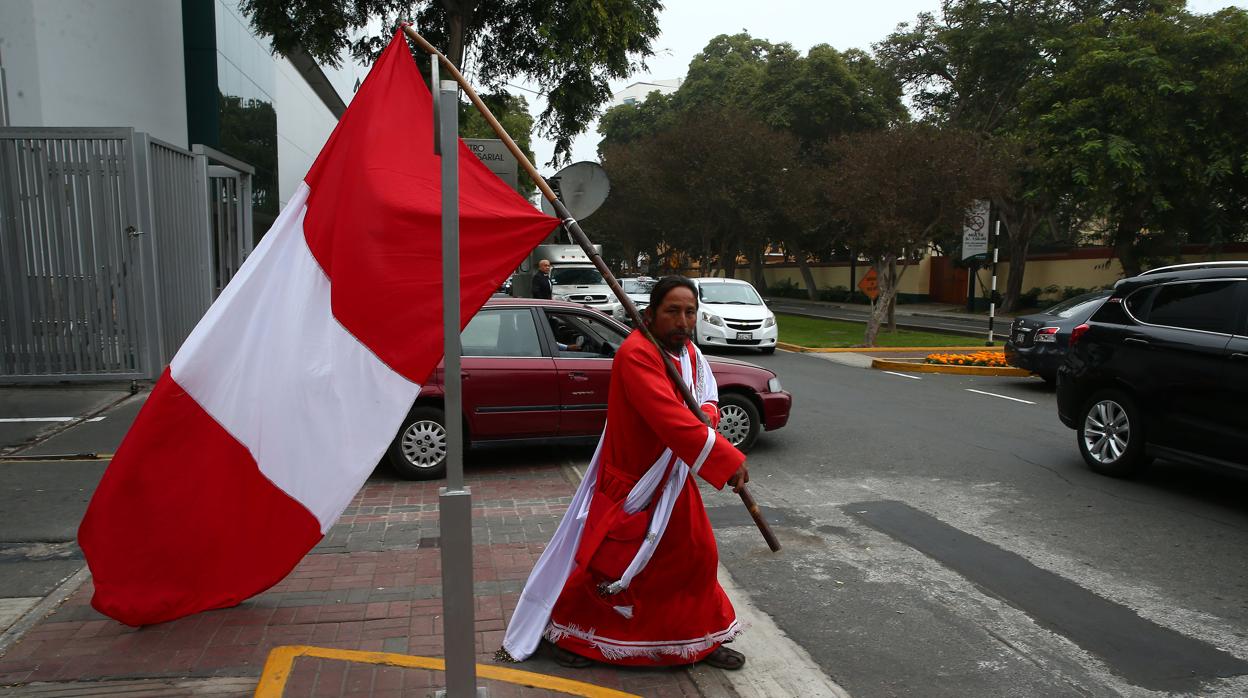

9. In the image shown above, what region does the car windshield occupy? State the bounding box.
[551,267,604,286]
[621,278,655,295]
[699,282,763,305]
[1045,292,1110,319]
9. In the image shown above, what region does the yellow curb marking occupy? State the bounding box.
[870,358,1032,376]
[254,645,640,698]
[0,452,113,463]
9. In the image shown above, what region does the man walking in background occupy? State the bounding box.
[532,259,553,299]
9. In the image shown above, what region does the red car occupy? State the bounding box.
[387,298,792,479]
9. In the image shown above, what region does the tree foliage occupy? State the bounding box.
[238,0,662,164]
[823,125,1008,343]
[1027,5,1248,274]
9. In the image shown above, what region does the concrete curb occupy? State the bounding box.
[0,565,90,656]
[871,358,1032,376]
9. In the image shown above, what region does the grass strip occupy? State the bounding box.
[777,313,982,348]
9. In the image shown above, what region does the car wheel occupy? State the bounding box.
[1076,389,1147,477]
[759,346,776,355]
[387,406,449,480]
[717,393,761,452]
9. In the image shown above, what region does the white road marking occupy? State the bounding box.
[0,416,105,423]
[882,371,922,380]
[965,389,1035,405]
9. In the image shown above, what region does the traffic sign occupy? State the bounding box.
[858,268,880,301]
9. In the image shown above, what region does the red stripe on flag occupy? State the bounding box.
[303,30,558,383]
[78,369,323,626]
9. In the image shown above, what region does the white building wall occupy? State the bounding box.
[274,56,340,207]
[0,0,188,146]
[612,78,683,107]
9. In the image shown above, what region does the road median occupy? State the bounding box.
[871,357,1032,376]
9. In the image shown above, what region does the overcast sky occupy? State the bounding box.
[515,0,1247,169]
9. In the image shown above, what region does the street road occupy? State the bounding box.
[704,348,1248,697]
[4,353,1246,697]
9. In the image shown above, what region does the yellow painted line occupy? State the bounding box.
[0,452,113,463]
[780,343,1006,354]
[871,358,1032,376]
[254,645,640,698]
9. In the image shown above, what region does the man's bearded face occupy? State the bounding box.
[646,286,697,354]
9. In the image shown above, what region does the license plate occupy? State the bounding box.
[736,332,752,340]
[1016,332,1026,343]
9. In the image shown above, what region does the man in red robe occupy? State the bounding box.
[501,276,749,670]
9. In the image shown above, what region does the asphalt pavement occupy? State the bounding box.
[700,346,1248,697]
[2,349,1247,697]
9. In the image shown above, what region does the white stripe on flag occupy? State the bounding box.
[171,183,421,531]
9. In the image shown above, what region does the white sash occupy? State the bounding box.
[501,343,718,661]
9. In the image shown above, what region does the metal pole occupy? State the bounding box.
[399,23,780,553]
[987,221,1000,346]
[435,67,479,697]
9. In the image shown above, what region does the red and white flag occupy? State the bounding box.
[78,31,557,626]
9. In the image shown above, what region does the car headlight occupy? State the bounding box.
[763,315,776,328]
[702,311,724,327]
[555,293,570,302]
[768,377,782,393]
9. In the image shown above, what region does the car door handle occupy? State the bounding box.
[460,371,470,380]
[1232,353,1248,361]
[567,371,589,381]
[1123,337,1150,346]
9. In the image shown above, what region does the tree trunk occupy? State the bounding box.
[996,196,1044,313]
[795,252,818,301]
[749,247,766,291]
[443,1,477,69]
[887,258,898,333]
[1112,204,1148,278]
[864,260,894,346]
[721,245,737,280]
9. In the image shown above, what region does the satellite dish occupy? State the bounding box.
[540,161,610,220]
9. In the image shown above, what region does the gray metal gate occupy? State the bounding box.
[0,127,254,383]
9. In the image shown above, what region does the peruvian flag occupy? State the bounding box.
[78,31,557,626]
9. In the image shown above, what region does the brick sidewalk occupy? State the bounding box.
[0,458,707,697]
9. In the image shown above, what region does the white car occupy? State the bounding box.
[614,277,656,324]
[693,278,778,354]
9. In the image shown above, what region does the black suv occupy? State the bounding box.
[1056,262,1248,477]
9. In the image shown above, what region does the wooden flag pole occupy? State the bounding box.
[400,24,780,554]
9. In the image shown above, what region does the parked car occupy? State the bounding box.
[614,277,656,324]
[691,278,779,354]
[1004,290,1111,385]
[1056,262,1248,477]
[387,298,793,479]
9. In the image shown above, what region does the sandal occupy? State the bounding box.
[548,641,594,668]
[703,645,746,671]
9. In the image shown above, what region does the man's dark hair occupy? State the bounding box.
[648,275,698,310]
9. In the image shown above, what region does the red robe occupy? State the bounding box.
[548,331,746,665]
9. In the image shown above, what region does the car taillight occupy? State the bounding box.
[1035,327,1059,343]
[1069,323,1090,346]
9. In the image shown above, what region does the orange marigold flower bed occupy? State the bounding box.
[925,351,1008,367]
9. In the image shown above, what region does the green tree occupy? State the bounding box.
[825,124,1007,345]
[460,91,538,196]
[1028,6,1248,275]
[596,90,677,152]
[596,32,904,296]
[239,0,661,164]
[874,1,1182,306]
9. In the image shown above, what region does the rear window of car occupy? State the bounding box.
[1133,280,1240,334]
[462,308,543,357]
[1045,292,1109,319]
